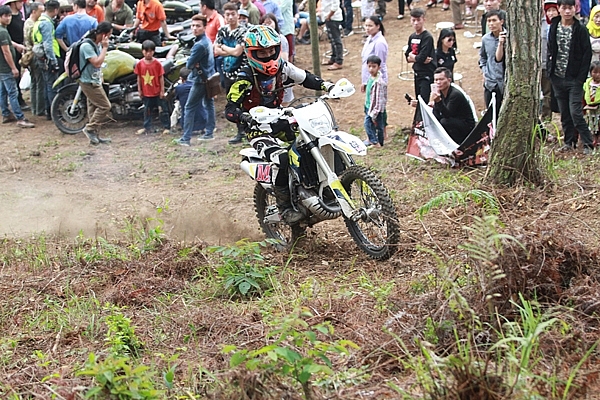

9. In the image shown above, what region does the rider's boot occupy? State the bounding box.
[272,186,304,224]
[228,126,245,144]
[228,132,244,144]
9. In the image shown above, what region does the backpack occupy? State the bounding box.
[64,38,95,80]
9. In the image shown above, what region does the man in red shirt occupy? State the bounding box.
[201,0,224,43]
[133,0,173,46]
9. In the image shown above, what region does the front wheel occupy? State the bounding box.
[51,85,88,135]
[340,166,399,261]
[254,184,305,251]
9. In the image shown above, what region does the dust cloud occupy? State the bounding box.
[0,178,262,244]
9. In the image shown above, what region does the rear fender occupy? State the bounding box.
[240,147,261,161]
[319,131,367,156]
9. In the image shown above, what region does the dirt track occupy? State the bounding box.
[0,7,488,242]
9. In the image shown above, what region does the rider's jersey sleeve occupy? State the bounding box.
[282,62,327,91]
[225,76,253,123]
[225,63,329,123]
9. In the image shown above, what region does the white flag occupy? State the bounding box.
[418,95,460,155]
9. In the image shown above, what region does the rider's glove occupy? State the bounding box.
[322,81,335,92]
[239,112,254,127]
[271,119,295,141]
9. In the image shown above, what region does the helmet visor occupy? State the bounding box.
[250,45,281,64]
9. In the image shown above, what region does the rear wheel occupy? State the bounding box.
[254,184,305,251]
[340,166,399,260]
[51,85,87,135]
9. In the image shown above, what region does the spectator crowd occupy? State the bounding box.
[0,0,598,155]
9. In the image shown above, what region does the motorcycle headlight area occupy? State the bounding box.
[309,115,331,135]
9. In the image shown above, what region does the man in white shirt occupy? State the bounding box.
[321,0,343,70]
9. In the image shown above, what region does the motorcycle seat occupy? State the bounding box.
[178,32,195,46]
[173,19,193,29]
[161,59,174,75]
[113,72,137,84]
[154,44,174,58]
[167,25,185,34]
[154,45,174,58]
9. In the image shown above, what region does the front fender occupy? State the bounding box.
[52,72,69,89]
[319,131,367,156]
[56,82,79,94]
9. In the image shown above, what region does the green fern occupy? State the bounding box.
[416,189,499,219]
[459,215,527,305]
[459,215,523,263]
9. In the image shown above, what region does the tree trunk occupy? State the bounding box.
[308,0,321,77]
[486,0,543,186]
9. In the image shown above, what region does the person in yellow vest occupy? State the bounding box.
[32,0,61,119]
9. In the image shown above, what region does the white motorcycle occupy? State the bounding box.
[239,78,399,260]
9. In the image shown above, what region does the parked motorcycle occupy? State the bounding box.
[240,79,400,260]
[163,1,199,24]
[111,26,194,60]
[51,50,186,135]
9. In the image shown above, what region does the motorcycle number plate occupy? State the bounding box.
[254,163,272,184]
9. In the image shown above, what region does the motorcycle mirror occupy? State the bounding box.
[327,78,355,99]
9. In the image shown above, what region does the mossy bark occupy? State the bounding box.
[487,0,543,186]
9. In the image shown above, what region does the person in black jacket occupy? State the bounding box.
[435,28,457,73]
[429,67,475,144]
[547,0,594,154]
[405,8,436,111]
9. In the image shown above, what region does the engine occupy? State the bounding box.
[107,83,142,117]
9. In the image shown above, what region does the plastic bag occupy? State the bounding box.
[20,69,31,90]
[102,50,136,83]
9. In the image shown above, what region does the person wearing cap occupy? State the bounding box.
[240,0,260,25]
[0,5,35,127]
[238,8,250,26]
[541,0,558,120]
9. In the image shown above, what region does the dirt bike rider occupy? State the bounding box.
[225,25,334,224]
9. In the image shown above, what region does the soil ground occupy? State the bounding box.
[0,5,487,242]
[3,7,600,399]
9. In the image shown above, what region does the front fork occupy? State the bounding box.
[297,128,357,219]
[68,86,84,115]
